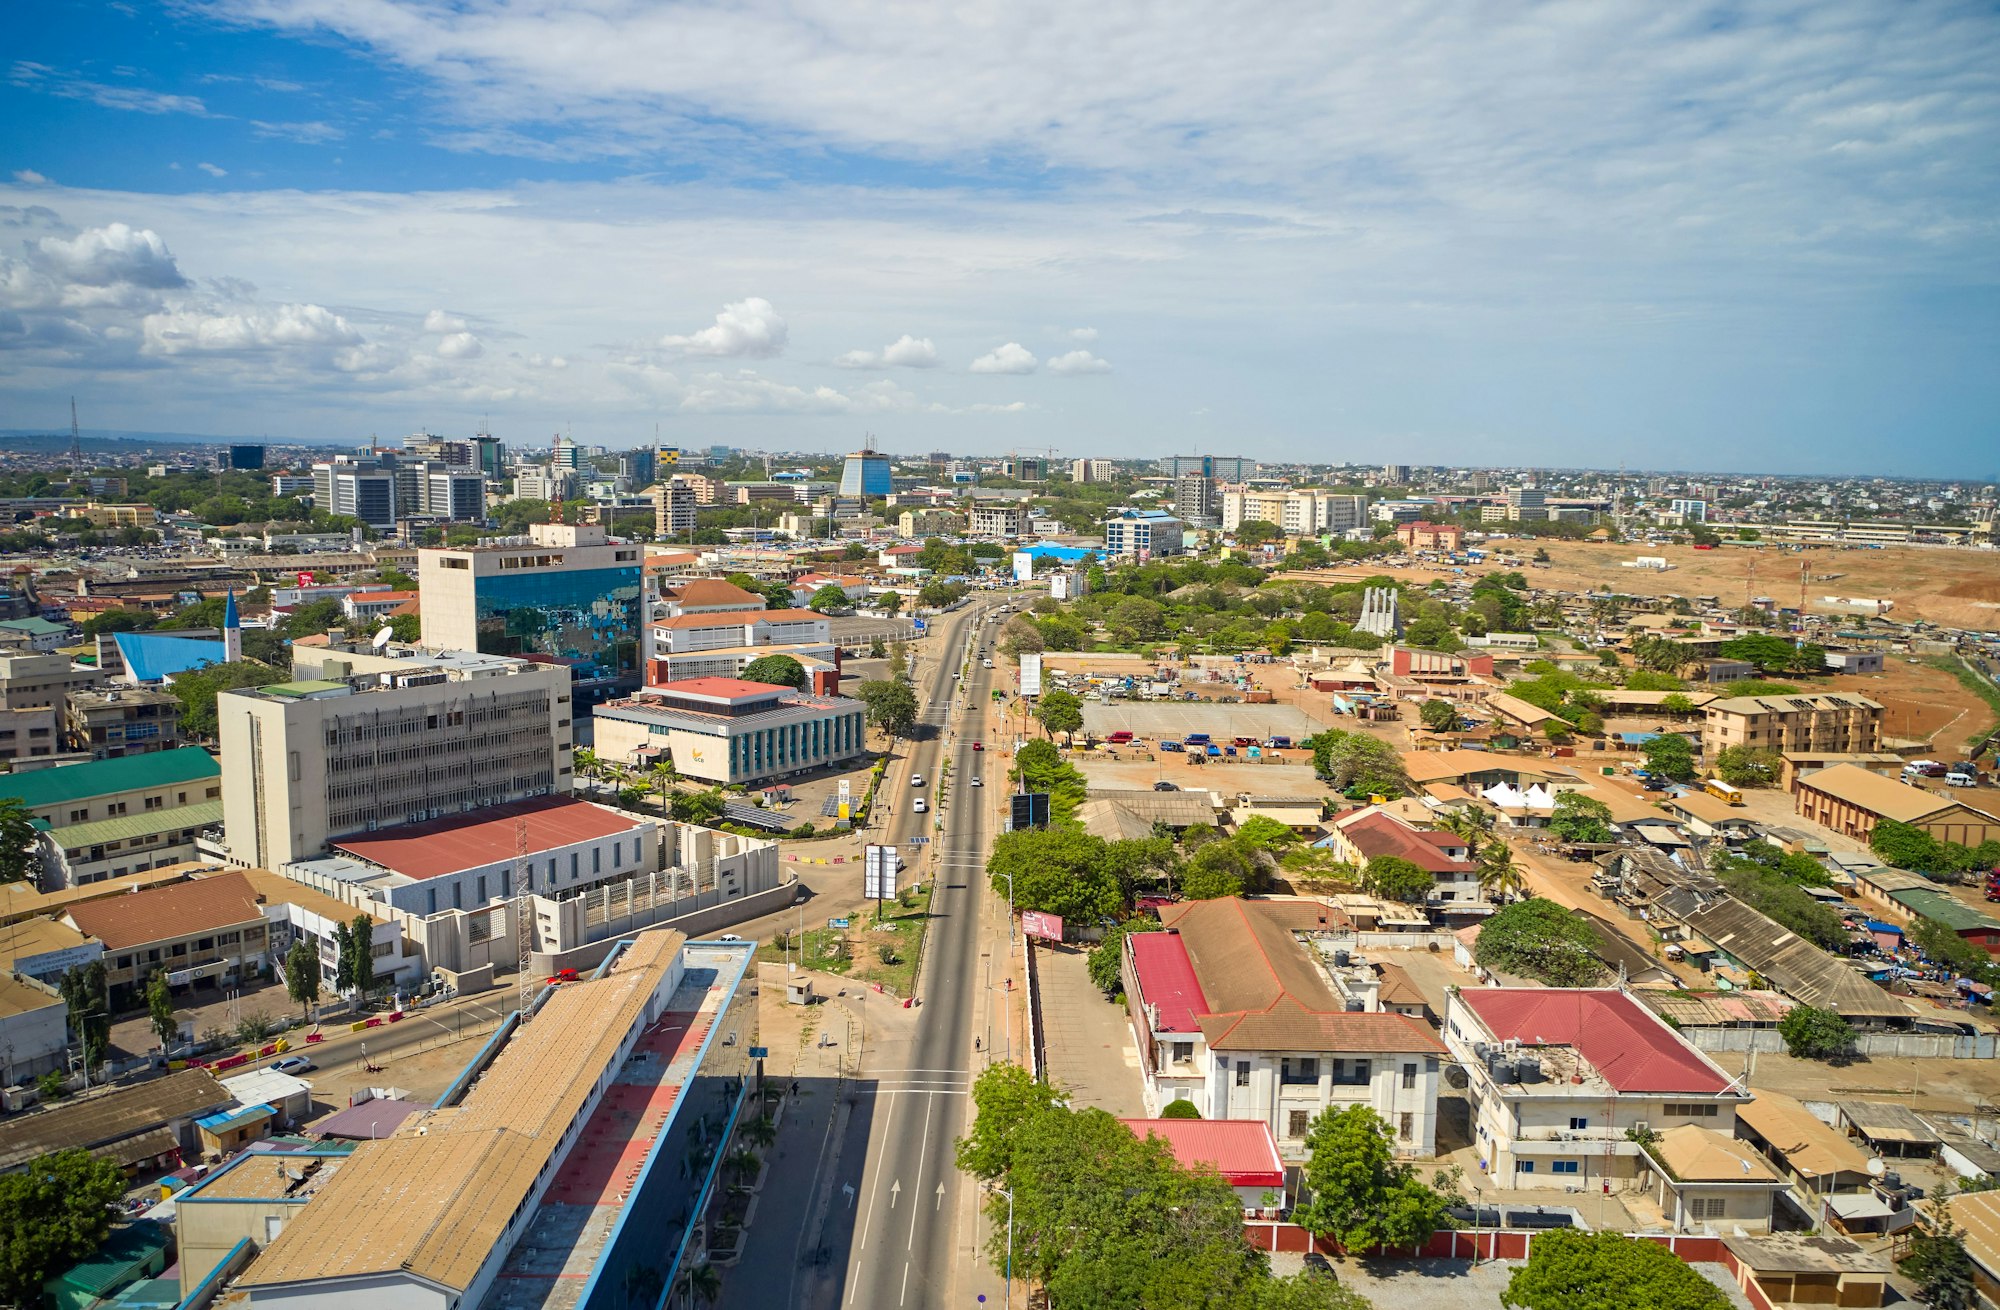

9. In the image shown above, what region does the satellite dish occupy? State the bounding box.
[371,625,394,651]
[1866,1157,1886,1177]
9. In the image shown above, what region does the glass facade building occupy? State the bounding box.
[473,565,642,684]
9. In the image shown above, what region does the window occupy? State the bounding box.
[1402,1063,1417,1090]
[1169,1042,1192,1064]
[1569,1117,1589,1131]
[1235,1060,1250,1087]
[1288,1111,1311,1139]
[1691,1198,1727,1220]
[1551,1160,1580,1175]
[1516,1160,1535,1174]
[69,808,87,824]
[1399,1112,1414,1140]
[1664,1103,1721,1119]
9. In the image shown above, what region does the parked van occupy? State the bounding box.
[1704,778,1745,806]
[1184,732,1212,746]
[1159,739,1184,753]
[1107,731,1135,744]
[1267,736,1293,750]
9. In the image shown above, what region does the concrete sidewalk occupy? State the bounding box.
[1035,942,1148,1117]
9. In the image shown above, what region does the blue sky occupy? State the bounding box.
[2,0,1997,475]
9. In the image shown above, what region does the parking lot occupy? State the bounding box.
[1072,754,1331,800]
[1078,701,1322,742]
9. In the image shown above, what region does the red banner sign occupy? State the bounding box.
[1021,910,1064,942]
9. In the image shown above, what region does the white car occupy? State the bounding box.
[971,776,983,787]
[910,773,926,787]
[914,797,929,813]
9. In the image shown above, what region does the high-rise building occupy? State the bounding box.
[422,466,487,520]
[515,466,574,503]
[218,643,572,867]
[471,434,506,480]
[1382,464,1412,484]
[620,449,658,487]
[227,444,266,470]
[419,522,644,695]
[1172,473,1217,526]
[1101,508,1187,558]
[838,448,893,498]
[1158,455,1252,482]
[1221,489,1369,535]
[1001,456,1044,482]
[1070,457,1115,483]
[1505,487,1548,522]
[312,457,398,529]
[550,436,585,471]
[1670,498,1709,523]
[654,478,698,538]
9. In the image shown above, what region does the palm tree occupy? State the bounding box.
[737,1115,777,1150]
[1477,840,1525,904]
[574,747,601,788]
[649,758,679,814]
[677,1261,722,1308]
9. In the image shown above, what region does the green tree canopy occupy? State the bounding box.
[1419,699,1461,732]
[955,1063,1064,1180]
[0,1148,129,1307]
[1361,855,1434,904]
[1475,897,1606,986]
[1642,732,1697,782]
[989,827,1123,923]
[1181,842,1252,900]
[854,678,919,740]
[808,584,852,612]
[145,969,177,1050]
[1777,1004,1855,1060]
[1712,744,1778,786]
[284,938,321,1020]
[1503,1230,1732,1310]
[1087,920,1161,999]
[1548,791,1616,843]
[739,653,809,689]
[1295,1105,1459,1253]
[167,658,287,739]
[1012,738,1089,822]
[1037,687,1086,743]
[1308,730,1411,797]
[0,798,40,885]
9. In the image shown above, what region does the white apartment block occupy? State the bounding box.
[1222,490,1368,535]
[968,506,1030,538]
[1443,988,1749,1191]
[218,644,573,867]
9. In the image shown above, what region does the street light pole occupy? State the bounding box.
[1003,1185,1016,1310]
[997,873,1015,944]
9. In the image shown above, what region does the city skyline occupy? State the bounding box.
[3,1,1997,477]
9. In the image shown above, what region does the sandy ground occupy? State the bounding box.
[1840,659,1998,751]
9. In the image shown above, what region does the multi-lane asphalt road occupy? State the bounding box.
[837,593,1007,1309]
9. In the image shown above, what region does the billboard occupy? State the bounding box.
[863,844,899,900]
[1019,651,1043,697]
[1010,792,1051,831]
[1012,551,1035,582]
[1021,910,1064,942]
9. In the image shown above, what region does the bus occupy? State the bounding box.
[1704,778,1745,806]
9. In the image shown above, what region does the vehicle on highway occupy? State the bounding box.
[910,773,925,787]
[972,741,984,751]
[271,1055,315,1075]
[970,776,983,786]
[914,797,929,813]
[1153,780,1179,791]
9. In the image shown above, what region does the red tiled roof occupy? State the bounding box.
[668,578,765,609]
[65,871,264,950]
[348,590,418,604]
[1341,812,1474,873]
[1128,931,1208,1032]
[1457,988,1730,1095]
[1196,1000,1446,1055]
[332,797,647,880]
[754,608,826,624]
[655,676,791,701]
[1120,1118,1284,1188]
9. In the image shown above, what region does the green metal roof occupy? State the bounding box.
[45,799,223,851]
[0,617,70,636]
[260,679,348,698]
[46,1222,172,1299]
[1890,887,2000,934]
[0,747,219,810]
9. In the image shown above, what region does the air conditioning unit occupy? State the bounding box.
[1633,1121,1649,1135]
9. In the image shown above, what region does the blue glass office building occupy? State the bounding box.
[473,565,642,684]
[838,448,892,497]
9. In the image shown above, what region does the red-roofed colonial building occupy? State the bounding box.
[1121,1118,1286,1215]
[1442,987,1749,1192]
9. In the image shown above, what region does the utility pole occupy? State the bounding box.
[515,818,534,1020]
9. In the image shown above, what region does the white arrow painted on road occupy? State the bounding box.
[935,1182,946,1211]
[890,1179,902,1208]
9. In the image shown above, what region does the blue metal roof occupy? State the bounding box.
[114,632,227,683]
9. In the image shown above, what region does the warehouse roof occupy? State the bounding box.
[44,799,222,852]
[1795,764,1963,823]
[64,871,263,951]
[1736,1089,1872,1181]
[0,1068,229,1172]
[331,796,646,881]
[0,746,217,810]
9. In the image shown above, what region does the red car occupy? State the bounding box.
[547,968,580,985]
[972,741,984,751]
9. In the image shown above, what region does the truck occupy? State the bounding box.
[1266,735,1293,750]
[1184,732,1212,746]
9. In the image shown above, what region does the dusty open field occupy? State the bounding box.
[1526,540,2000,631]
[1842,658,2000,749]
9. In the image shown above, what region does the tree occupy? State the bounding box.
[1087,920,1160,999]
[1234,816,1300,855]
[1362,855,1433,904]
[999,614,1045,660]
[1718,864,1848,951]
[348,914,377,997]
[1477,840,1525,903]
[669,787,727,826]
[955,1063,1064,1180]
[1713,744,1779,787]
[1658,692,1696,716]
[807,583,850,613]
[1718,632,1802,676]
[1548,792,1616,844]
[1310,731,1411,797]
[1295,1106,1458,1253]
[145,969,177,1051]
[0,1148,129,1308]
[988,828,1123,923]
[284,938,321,1021]
[1159,1098,1202,1119]
[332,921,356,994]
[58,961,110,1072]
[1475,897,1605,986]
[1642,732,1697,782]
[1036,687,1085,744]
[854,678,919,740]
[1902,1202,1977,1310]
[1011,739,1090,823]
[1777,1004,1855,1060]
[1181,842,1252,900]
[1419,699,1461,733]
[0,798,39,885]
[167,658,286,739]
[1871,819,1945,873]
[878,589,904,617]
[1235,519,1282,546]
[740,653,809,689]
[1502,1229,1731,1310]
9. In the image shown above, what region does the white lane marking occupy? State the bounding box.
[908,1092,936,1251]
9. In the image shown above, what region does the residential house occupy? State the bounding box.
[63,871,271,1011]
[1703,693,1884,759]
[1319,805,1484,911]
[1120,897,1445,1160]
[1442,987,1752,1192]
[1638,1124,1786,1233]
[1734,1088,1878,1229]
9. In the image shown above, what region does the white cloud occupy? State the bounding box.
[250,120,345,145]
[970,342,1037,374]
[32,223,187,291]
[423,308,468,333]
[967,401,1029,414]
[12,170,46,185]
[1068,326,1098,341]
[10,62,208,117]
[436,330,483,359]
[837,333,939,369]
[661,297,787,358]
[197,162,228,178]
[1047,349,1111,375]
[142,302,363,355]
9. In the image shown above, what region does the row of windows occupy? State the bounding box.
[1514,1159,1581,1175]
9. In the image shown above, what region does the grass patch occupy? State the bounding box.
[752,883,934,997]
[1926,656,2000,747]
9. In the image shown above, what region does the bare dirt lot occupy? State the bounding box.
[1072,753,1329,799]
[1842,658,2000,750]
[1524,540,2000,632]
